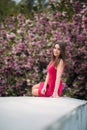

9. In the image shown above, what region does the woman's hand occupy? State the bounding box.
[51,92,59,98]
[41,87,46,95]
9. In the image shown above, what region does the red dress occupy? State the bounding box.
[38,63,63,97]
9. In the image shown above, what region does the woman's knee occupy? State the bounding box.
[32,83,40,96]
[32,83,40,90]
[32,89,38,96]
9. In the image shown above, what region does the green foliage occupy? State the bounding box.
[0,0,16,21]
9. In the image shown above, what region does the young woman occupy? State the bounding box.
[32,42,65,98]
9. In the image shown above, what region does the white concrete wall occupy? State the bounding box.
[46,100,87,130]
[0,97,87,130]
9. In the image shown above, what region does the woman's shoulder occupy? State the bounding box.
[57,59,65,68]
[59,59,64,64]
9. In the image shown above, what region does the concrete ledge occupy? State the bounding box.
[0,97,87,130]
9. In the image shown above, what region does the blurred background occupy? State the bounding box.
[0,0,87,100]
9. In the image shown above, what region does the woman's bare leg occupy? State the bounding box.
[32,83,40,96]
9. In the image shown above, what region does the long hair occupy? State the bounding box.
[51,42,66,67]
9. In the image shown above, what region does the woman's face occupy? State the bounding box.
[53,44,61,57]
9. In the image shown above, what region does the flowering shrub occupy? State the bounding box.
[0,1,87,99]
